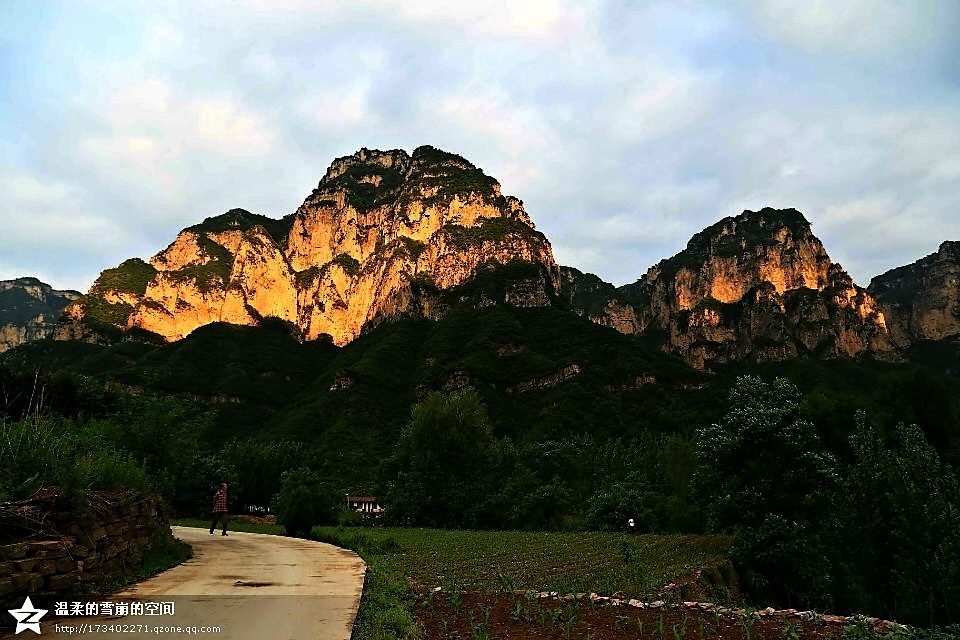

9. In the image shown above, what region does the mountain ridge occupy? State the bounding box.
[0,278,82,353]
[30,145,957,370]
[59,145,559,347]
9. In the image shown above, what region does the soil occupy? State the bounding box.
[415,591,897,640]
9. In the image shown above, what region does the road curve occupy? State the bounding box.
[40,526,367,640]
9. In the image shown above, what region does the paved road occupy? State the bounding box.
[32,526,367,640]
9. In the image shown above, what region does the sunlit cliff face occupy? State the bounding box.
[574,208,895,368]
[65,146,558,346]
[869,241,960,347]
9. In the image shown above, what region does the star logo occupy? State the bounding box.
[7,596,48,635]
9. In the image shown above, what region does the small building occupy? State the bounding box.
[345,495,383,515]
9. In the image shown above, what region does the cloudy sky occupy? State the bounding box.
[2,0,959,292]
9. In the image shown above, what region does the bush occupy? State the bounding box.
[272,467,338,537]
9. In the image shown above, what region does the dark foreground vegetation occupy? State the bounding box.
[3,296,960,630]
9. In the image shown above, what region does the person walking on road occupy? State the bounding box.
[210,483,229,536]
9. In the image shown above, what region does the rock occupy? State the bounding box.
[11,573,32,591]
[870,241,960,346]
[63,146,559,348]
[0,544,27,560]
[14,559,38,572]
[0,277,81,352]
[565,208,896,368]
[48,572,80,590]
[55,558,77,573]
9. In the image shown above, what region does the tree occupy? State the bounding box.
[585,478,659,532]
[273,467,336,538]
[838,413,960,625]
[220,438,307,508]
[693,375,838,608]
[384,389,502,528]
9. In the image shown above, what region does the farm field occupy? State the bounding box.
[172,522,955,639]
[315,528,734,598]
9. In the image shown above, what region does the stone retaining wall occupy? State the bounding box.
[0,490,172,603]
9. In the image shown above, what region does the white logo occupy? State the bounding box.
[8,596,48,635]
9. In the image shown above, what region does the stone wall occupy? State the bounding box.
[0,490,173,603]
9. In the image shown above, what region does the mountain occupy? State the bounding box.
[0,277,81,352]
[60,146,558,346]
[6,272,713,488]
[869,241,960,346]
[50,145,948,372]
[564,208,895,368]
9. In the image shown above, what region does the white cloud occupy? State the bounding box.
[144,20,184,57]
[3,0,958,294]
[606,62,719,143]
[191,99,275,155]
[232,0,595,44]
[750,0,956,56]
[298,82,376,130]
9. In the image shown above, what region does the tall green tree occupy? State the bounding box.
[838,413,960,625]
[384,389,503,528]
[693,375,838,608]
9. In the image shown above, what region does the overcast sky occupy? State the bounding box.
[2,1,959,292]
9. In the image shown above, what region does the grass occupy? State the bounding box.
[87,532,193,595]
[173,518,283,534]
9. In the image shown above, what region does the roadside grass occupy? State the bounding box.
[87,532,193,594]
[172,517,284,535]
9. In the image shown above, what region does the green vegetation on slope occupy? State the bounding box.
[92,258,158,296]
[167,233,236,293]
[81,296,136,328]
[186,208,295,245]
[440,217,547,251]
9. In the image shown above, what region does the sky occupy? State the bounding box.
[2,0,959,292]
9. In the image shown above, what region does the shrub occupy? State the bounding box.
[272,467,338,537]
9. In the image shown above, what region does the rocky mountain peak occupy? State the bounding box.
[570,207,893,368]
[62,146,558,346]
[0,278,81,352]
[686,207,818,253]
[869,240,960,346]
[638,207,832,311]
[937,240,960,260]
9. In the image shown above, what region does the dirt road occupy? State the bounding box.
[35,526,367,640]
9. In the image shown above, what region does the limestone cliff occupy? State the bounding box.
[63,146,559,345]
[566,208,895,368]
[0,278,81,352]
[869,241,960,346]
